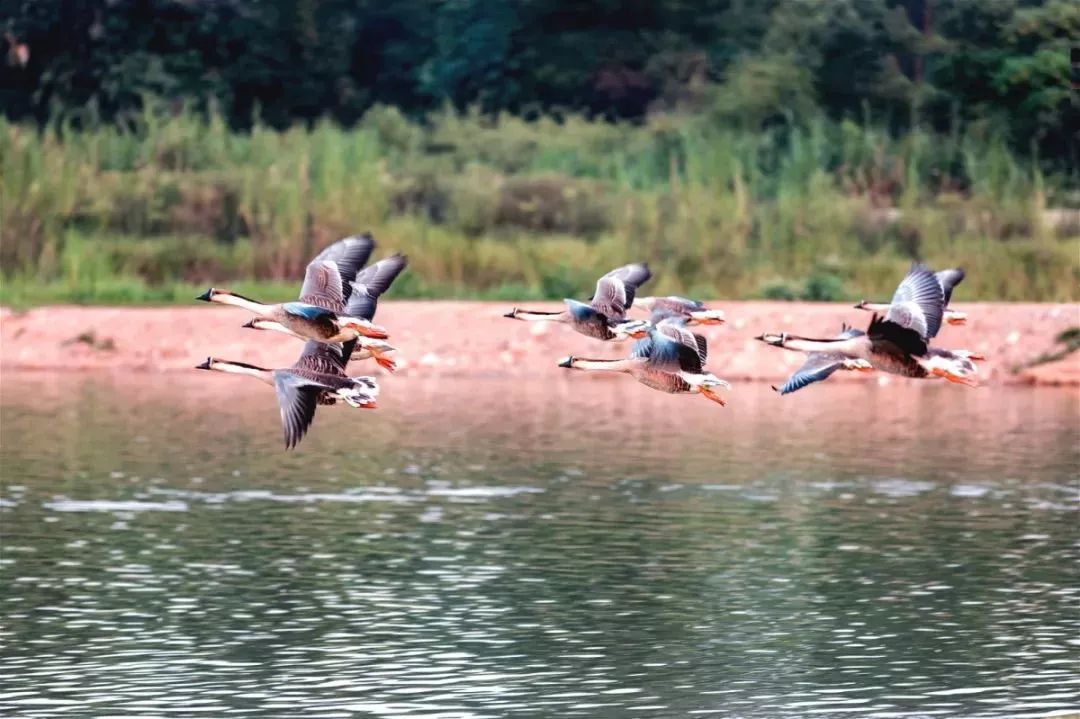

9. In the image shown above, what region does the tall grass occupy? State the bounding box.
[1,103,1077,307]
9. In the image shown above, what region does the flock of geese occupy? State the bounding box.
[196,234,982,449]
[196,234,406,448]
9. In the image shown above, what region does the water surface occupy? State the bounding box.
[2,373,1078,718]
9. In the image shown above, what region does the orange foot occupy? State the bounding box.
[844,359,874,373]
[373,352,398,373]
[933,368,978,387]
[946,317,967,326]
[701,390,727,407]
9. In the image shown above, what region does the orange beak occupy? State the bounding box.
[701,388,727,406]
[347,320,389,340]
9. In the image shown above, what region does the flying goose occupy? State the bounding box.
[246,253,408,372]
[504,263,652,340]
[196,341,378,449]
[758,265,979,387]
[558,322,730,405]
[197,234,388,344]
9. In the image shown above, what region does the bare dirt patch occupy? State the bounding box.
[2,301,1078,386]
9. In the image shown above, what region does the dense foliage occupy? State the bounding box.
[2,0,1077,168]
[3,105,1077,305]
[1,1,1077,305]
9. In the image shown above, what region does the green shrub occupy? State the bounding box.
[1,104,1077,305]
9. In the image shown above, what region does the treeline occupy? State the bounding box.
[1,0,1078,305]
[2,0,1077,169]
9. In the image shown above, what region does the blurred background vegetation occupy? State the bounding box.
[1,0,1077,305]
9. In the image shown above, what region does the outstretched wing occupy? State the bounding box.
[935,268,965,307]
[868,314,928,358]
[299,234,376,308]
[652,296,705,315]
[774,353,847,395]
[886,263,944,340]
[646,327,703,374]
[629,334,654,360]
[590,263,651,319]
[272,371,326,450]
[656,317,707,366]
[345,254,408,321]
[297,260,346,311]
[292,340,348,375]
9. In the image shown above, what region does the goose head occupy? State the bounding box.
[755,332,788,347]
[697,373,731,406]
[195,357,269,376]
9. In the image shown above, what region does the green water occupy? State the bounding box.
[1,374,1078,718]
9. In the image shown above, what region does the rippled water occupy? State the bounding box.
[2,373,1079,718]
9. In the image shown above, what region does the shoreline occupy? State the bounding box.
[2,301,1078,386]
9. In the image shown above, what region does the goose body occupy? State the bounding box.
[196,341,378,449]
[197,235,388,344]
[504,263,652,341]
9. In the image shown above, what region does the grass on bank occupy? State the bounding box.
[2,103,1078,306]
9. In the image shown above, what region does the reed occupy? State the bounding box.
[1,103,1076,306]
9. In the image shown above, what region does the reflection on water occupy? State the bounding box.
[2,373,1078,718]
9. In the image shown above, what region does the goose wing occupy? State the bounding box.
[629,333,654,360]
[935,268,965,307]
[590,263,651,319]
[272,371,328,449]
[868,314,928,358]
[656,317,707,366]
[299,234,376,309]
[648,307,679,324]
[345,254,408,321]
[648,300,703,324]
[886,263,944,340]
[292,340,348,375]
[774,352,848,395]
[645,327,703,374]
[298,260,346,311]
[652,296,705,316]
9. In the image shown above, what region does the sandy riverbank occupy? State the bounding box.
[1,301,1078,386]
